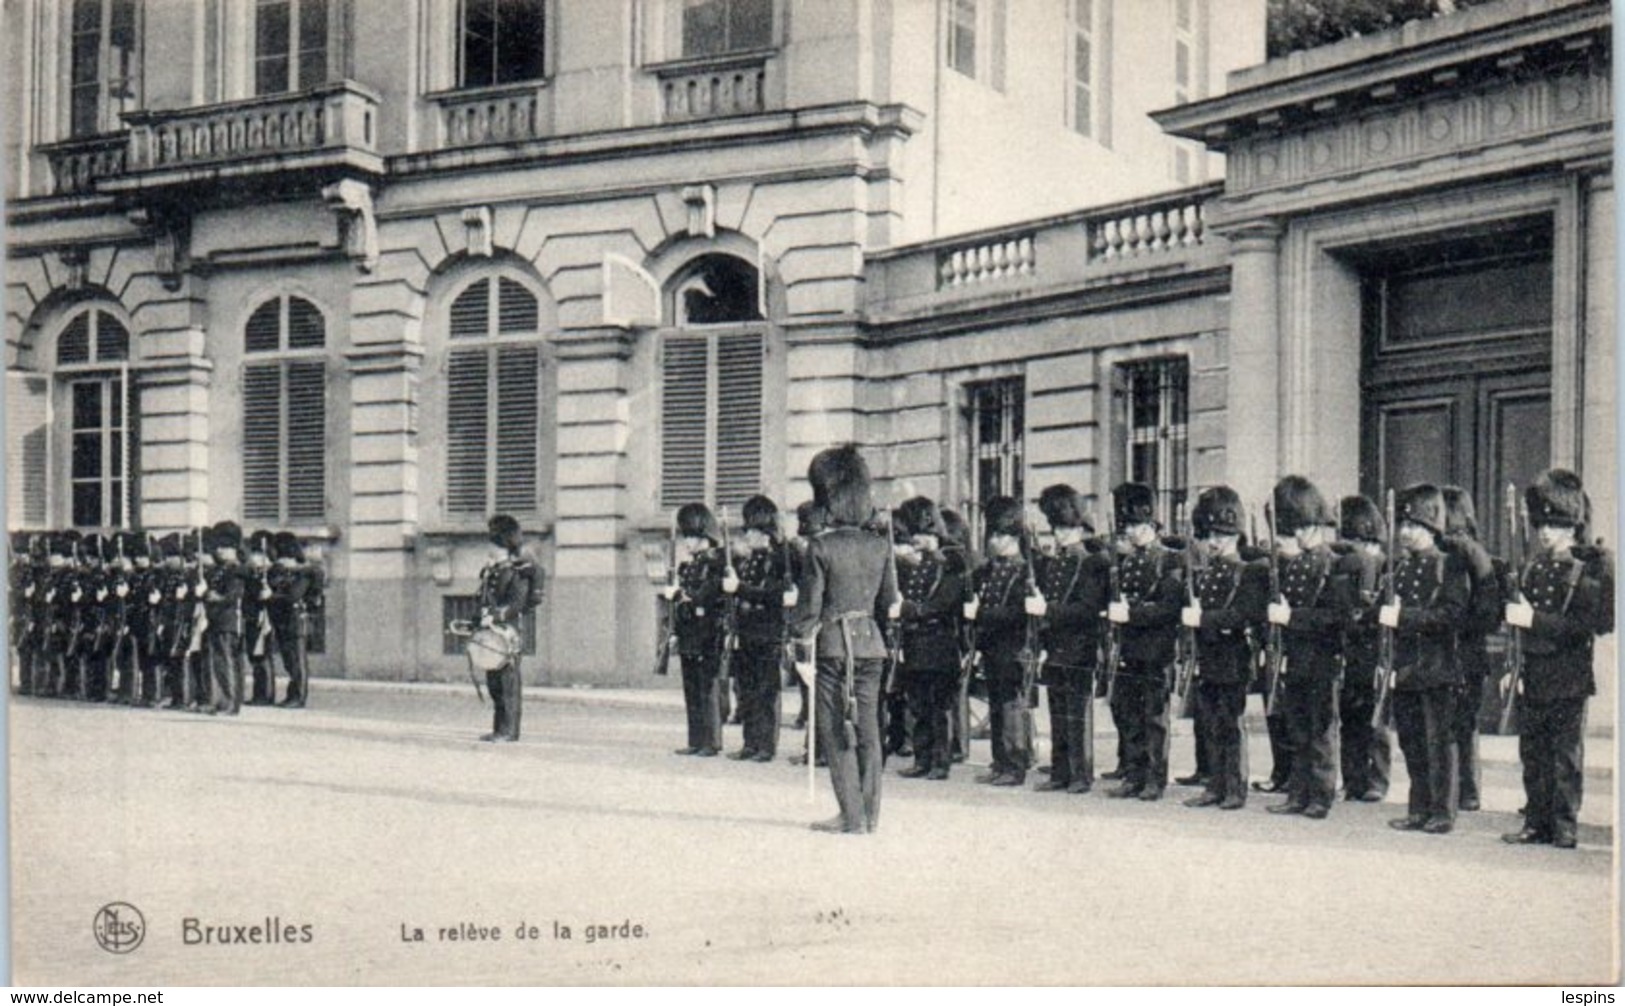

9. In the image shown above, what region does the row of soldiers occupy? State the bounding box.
[660,467,1612,849]
[8,521,324,714]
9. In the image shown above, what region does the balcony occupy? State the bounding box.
[37,133,127,196]
[427,81,551,149]
[102,80,383,196]
[865,183,1226,321]
[651,52,770,122]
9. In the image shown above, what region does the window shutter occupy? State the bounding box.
[58,313,91,365]
[497,278,538,335]
[494,345,540,513]
[285,360,326,521]
[243,363,282,521]
[660,337,708,508]
[97,314,130,362]
[7,372,51,527]
[446,349,491,514]
[449,279,490,339]
[246,300,281,353]
[714,332,763,508]
[287,297,325,349]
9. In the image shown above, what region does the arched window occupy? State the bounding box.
[52,306,137,529]
[660,254,764,509]
[242,295,327,523]
[444,275,544,516]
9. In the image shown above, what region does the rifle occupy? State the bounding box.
[653,509,679,677]
[1263,503,1286,717]
[718,506,739,687]
[883,508,904,689]
[1173,502,1199,717]
[1497,482,1527,734]
[65,539,85,659]
[1370,489,1399,730]
[1102,535,1123,703]
[186,529,208,657]
[251,565,275,659]
[1016,505,1045,703]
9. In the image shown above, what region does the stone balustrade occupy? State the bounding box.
[40,134,127,195]
[433,83,547,148]
[936,233,1036,289]
[658,56,767,121]
[123,80,378,172]
[1086,191,1209,262]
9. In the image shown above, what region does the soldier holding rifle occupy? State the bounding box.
[1263,476,1348,820]
[722,495,792,763]
[1439,487,1502,813]
[1379,485,1472,835]
[1501,470,1614,849]
[965,496,1034,788]
[1031,484,1109,795]
[665,504,726,757]
[1179,487,1267,811]
[1335,495,1392,803]
[892,497,964,782]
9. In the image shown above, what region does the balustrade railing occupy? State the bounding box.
[123,80,378,172]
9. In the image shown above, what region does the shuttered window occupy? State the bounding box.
[445,276,545,517]
[659,331,763,510]
[1116,357,1189,529]
[57,309,129,366]
[243,296,327,524]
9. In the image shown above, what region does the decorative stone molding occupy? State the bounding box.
[322,179,379,273]
[461,206,494,257]
[680,184,716,239]
[57,247,89,291]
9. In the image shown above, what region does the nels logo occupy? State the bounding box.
[93,902,146,955]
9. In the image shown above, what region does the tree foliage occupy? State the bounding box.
[1267,0,1498,59]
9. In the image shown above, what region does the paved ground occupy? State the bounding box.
[8,682,1617,986]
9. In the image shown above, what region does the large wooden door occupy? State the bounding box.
[1358,223,1554,555]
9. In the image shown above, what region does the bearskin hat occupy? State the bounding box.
[794,500,827,539]
[1272,475,1333,535]
[808,444,873,528]
[1339,495,1385,544]
[1039,484,1092,533]
[1526,469,1586,529]
[1440,486,1479,539]
[211,520,243,553]
[153,533,180,560]
[895,496,946,539]
[273,531,305,563]
[116,530,148,560]
[487,514,522,550]
[676,502,719,543]
[1112,482,1157,531]
[1193,486,1244,538]
[741,495,781,538]
[939,508,971,552]
[246,529,275,556]
[80,532,106,561]
[9,532,26,557]
[1396,483,1446,537]
[982,495,1023,542]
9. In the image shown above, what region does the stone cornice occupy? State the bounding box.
[1154,0,1609,149]
[386,101,924,181]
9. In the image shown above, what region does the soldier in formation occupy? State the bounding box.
[10,523,325,713]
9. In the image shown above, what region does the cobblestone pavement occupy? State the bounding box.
[8,684,1616,986]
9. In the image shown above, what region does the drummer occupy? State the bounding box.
[478,514,537,742]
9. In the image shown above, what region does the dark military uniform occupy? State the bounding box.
[1446,532,1502,811]
[270,532,323,707]
[25,542,54,696]
[204,531,247,716]
[674,546,726,755]
[971,553,1031,782]
[10,537,35,696]
[1511,546,1611,845]
[242,556,277,705]
[476,554,533,741]
[1190,550,1268,806]
[1109,542,1184,797]
[1388,546,1471,829]
[1036,542,1109,791]
[896,545,964,778]
[1274,545,1350,814]
[730,542,791,760]
[1337,546,1392,801]
[790,520,896,833]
